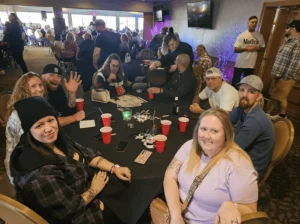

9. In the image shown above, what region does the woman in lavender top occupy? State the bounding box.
[164,108,258,224]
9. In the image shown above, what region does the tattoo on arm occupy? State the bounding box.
[168,158,183,175]
[96,157,104,167]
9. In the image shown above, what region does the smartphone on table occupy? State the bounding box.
[115,141,128,152]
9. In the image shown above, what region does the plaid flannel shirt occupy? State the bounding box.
[194,53,212,74]
[271,36,300,81]
[14,145,104,224]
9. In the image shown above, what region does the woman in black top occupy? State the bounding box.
[5,13,28,74]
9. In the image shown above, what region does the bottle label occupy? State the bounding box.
[176,107,179,113]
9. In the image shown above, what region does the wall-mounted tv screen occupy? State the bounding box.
[153,6,164,22]
[187,1,213,29]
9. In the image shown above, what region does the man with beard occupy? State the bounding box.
[266,20,300,120]
[41,64,85,126]
[232,16,265,88]
[230,75,274,180]
[189,67,239,114]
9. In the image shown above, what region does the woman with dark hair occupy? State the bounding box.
[5,13,28,74]
[92,53,130,96]
[10,96,131,224]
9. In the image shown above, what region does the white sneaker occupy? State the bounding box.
[0,70,5,75]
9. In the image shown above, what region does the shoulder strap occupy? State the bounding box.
[181,165,212,212]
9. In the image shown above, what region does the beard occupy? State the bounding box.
[239,97,254,109]
[46,81,59,91]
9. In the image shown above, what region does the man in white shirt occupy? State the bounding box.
[232,16,265,88]
[190,67,239,114]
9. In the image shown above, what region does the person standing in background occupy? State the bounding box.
[232,16,265,88]
[5,13,28,74]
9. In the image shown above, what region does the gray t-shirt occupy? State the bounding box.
[230,104,274,179]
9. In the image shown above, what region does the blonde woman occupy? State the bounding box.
[5,72,84,181]
[164,108,258,224]
[63,32,77,63]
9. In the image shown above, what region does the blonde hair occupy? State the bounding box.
[66,32,75,41]
[5,72,47,125]
[186,108,253,173]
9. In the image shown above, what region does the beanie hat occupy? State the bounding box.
[14,96,57,134]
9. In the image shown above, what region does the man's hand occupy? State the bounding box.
[64,72,82,94]
[107,73,117,83]
[74,110,85,121]
[169,65,177,73]
[120,86,126,95]
[114,167,131,182]
[192,96,200,104]
[148,87,161,94]
[149,63,157,71]
[246,45,259,52]
[189,103,203,114]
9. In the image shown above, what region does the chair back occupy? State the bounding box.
[0,194,48,224]
[52,44,62,58]
[259,118,294,186]
[0,91,11,127]
[147,69,167,86]
[241,211,271,224]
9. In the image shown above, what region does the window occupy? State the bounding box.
[138,17,144,31]
[16,12,31,23]
[119,17,135,31]
[96,16,116,30]
[0,11,9,24]
[71,14,93,28]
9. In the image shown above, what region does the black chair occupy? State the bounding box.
[146,69,167,87]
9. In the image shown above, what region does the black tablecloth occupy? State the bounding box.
[63,94,198,224]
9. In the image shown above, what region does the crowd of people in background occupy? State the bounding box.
[0,10,299,224]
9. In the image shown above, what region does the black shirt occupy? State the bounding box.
[47,85,76,116]
[78,39,94,61]
[95,30,121,66]
[159,48,182,68]
[162,68,196,100]
[178,42,194,66]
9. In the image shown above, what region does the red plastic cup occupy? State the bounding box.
[155,135,167,153]
[100,127,113,144]
[76,98,84,111]
[148,93,154,100]
[116,86,122,96]
[178,117,189,133]
[161,120,172,136]
[101,113,112,127]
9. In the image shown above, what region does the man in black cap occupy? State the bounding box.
[93,19,121,69]
[266,20,300,120]
[41,64,85,125]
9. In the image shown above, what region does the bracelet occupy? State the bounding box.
[73,114,77,122]
[110,164,120,174]
[109,164,116,174]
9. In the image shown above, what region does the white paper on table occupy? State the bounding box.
[79,120,96,129]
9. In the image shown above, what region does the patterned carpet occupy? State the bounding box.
[0,47,299,223]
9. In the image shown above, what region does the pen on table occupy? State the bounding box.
[98,107,103,115]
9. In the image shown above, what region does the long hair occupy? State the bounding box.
[5,72,47,125]
[100,53,124,80]
[66,32,75,41]
[25,118,68,160]
[197,44,209,56]
[186,108,253,173]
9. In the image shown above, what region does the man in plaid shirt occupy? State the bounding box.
[266,20,300,120]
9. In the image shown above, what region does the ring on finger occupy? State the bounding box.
[231,220,238,224]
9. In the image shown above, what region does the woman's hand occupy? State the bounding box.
[107,73,117,82]
[214,201,241,224]
[114,167,131,182]
[90,171,109,194]
[120,86,126,95]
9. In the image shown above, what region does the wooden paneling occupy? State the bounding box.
[143,12,153,41]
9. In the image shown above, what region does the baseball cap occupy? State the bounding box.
[237,75,263,91]
[286,20,300,30]
[205,67,222,78]
[94,19,105,27]
[42,64,63,76]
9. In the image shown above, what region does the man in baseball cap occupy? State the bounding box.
[190,67,239,114]
[41,64,85,125]
[230,75,274,180]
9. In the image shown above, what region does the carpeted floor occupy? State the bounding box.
[0,46,299,224]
